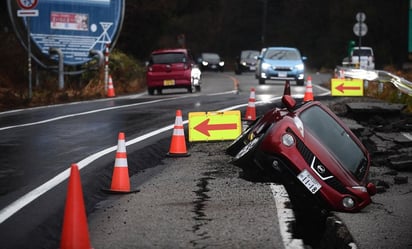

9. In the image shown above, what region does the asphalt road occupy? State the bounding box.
[0,72,331,248]
[4,71,408,249]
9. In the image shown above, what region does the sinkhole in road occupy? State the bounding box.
[241,168,354,249]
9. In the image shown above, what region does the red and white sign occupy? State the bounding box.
[16,0,38,10]
[50,12,89,31]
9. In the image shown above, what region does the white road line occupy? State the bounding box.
[0,121,181,224]
[401,132,412,141]
[0,97,175,131]
[270,183,305,249]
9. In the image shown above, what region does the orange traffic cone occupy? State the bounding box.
[283,80,291,96]
[103,132,140,193]
[107,75,116,97]
[244,87,256,121]
[303,76,314,102]
[60,164,92,249]
[167,110,190,157]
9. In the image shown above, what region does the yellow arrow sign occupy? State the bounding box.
[188,111,241,142]
[331,78,364,96]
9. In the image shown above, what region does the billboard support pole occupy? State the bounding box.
[104,43,110,91]
[49,47,64,90]
[27,17,32,99]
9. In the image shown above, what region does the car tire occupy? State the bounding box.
[148,88,155,95]
[226,118,258,156]
[157,88,163,95]
[226,127,251,157]
[258,78,265,85]
[195,85,201,92]
[297,79,304,86]
[231,135,263,167]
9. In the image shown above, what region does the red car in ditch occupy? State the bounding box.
[227,89,376,213]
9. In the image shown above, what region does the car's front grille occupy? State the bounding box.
[325,178,350,194]
[274,66,292,71]
[288,128,351,195]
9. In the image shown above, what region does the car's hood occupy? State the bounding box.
[241,58,257,64]
[204,58,220,63]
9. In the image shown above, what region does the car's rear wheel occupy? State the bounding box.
[297,79,304,86]
[258,78,266,84]
[148,88,155,95]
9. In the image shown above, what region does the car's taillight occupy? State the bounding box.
[148,66,153,72]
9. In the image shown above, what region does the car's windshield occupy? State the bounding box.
[152,52,186,64]
[299,106,367,179]
[265,49,300,60]
[202,53,220,60]
[352,49,372,57]
[241,50,259,59]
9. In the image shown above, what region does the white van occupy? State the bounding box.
[351,46,375,70]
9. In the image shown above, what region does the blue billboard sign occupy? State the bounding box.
[8,0,125,66]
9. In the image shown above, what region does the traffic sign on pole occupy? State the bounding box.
[353,22,368,37]
[17,9,39,17]
[16,0,38,10]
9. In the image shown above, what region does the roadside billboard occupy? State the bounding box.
[8,0,125,67]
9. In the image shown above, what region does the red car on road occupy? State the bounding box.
[227,90,376,212]
[146,48,199,95]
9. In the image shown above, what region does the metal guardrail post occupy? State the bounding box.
[336,67,412,96]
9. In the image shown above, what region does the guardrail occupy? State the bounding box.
[335,67,412,96]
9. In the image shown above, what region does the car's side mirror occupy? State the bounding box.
[367,182,377,196]
[282,95,296,111]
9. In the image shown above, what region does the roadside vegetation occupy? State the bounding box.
[0,32,146,111]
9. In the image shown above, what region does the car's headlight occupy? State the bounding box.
[261,62,271,70]
[295,63,304,71]
[219,61,225,66]
[352,186,367,193]
[281,133,295,147]
[342,196,355,209]
[202,61,208,66]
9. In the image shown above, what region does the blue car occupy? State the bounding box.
[256,47,306,85]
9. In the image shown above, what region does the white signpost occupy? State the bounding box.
[16,0,39,99]
[353,12,368,69]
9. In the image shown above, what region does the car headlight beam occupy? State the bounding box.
[262,62,271,70]
[295,63,304,71]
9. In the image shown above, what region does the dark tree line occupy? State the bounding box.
[117,0,408,69]
[0,0,409,69]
